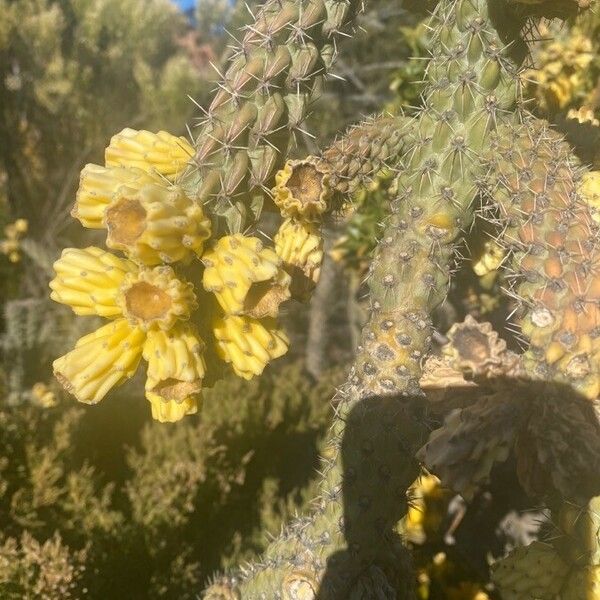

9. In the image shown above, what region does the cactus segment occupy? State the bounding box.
[236,0,524,595]
[185,0,364,232]
[486,119,600,399]
[492,541,570,600]
[321,114,412,205]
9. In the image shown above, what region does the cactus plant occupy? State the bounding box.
[42,0,600,595]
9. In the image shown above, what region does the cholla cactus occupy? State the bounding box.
[45,0,600,596]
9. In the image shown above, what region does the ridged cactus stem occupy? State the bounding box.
[185,0,363,232]
[320,114,413,201]
[486,118,600,400]
[225,0,526,597]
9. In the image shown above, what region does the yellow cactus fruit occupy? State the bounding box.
[274,218,324,301]
[272,158,332,221]
[492,542,570,600]
[202,234,291,318]
[72,164,160,228]
[53,319,145,404]
[50,247,136,317]
[562,565,600,600]
[142,325,205,423]
[105,128,194,179]
[472,240,505,276]
[104,182,211,265]
[404,474,448,544]
[213,314,289,379]
[579,172,600,224]
[117,266,197,331]
[146,393,199,423]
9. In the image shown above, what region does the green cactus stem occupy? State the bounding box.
[211,0,528,596]
[184,0,363,233]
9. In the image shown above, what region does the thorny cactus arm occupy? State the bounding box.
[319,114,413,204]
[186,0,364,232]
[205,0,529,596]
[486,118,600,400]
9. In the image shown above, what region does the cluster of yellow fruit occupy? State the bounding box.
[522,26,593,113]
[50,130,326,422]
[0,218,28,263]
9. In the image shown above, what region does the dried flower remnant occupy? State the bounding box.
[273,158,332,221]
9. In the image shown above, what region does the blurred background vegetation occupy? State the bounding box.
[0,0,599,597]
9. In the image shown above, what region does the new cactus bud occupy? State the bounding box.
[202,234,291,318]
[274,218,323,301]
[117,266,197,331]
[212,314,288,379]
[105,128,194,179]
[272,158,331,221]
[104,183,211,265]
[53,319,145,405]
